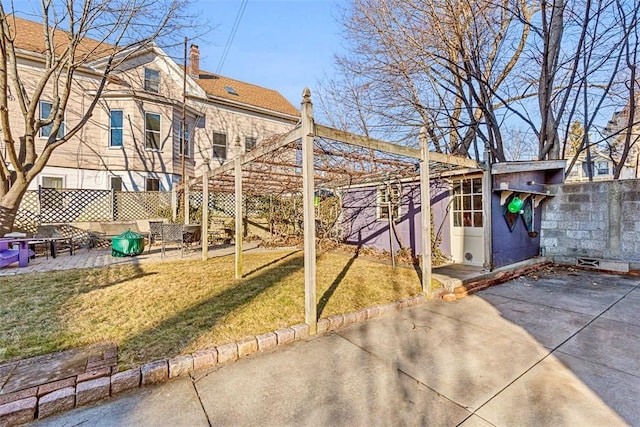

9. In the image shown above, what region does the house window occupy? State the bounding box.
[377,184,401,220]
[452,178,483,227]
[39,100,65,139]
[144,68,160,93]
[145,112,161,150]
[146,177,160,191]
[245,136,257,152]
[109,110,123,147]
[42,176,64,189]
[177,122,190,158]
[212,132,227,160]
[597,161,609,175]
[111,176,122,191]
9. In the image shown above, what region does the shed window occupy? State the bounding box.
[452,178,483,227]
[377,184,401,220]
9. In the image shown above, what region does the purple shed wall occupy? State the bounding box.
[341,181,451,257]
[491,168,564,268]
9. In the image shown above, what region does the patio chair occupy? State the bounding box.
[148,221,164,252]
[160,223,185,258]
[182,224,202,252]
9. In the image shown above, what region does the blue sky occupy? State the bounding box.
[189,0,344,106]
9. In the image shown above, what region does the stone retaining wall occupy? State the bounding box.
[541,180,640,270]
[0,294,425,426]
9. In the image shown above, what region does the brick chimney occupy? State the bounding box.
[189,44,200,78]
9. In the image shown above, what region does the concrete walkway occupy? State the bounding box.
[32,267,640,426]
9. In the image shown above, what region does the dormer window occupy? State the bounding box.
[144,68,160,93]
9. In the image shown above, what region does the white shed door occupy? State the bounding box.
[451,178,484,266]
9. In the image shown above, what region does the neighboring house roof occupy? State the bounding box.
[8,16,299,119]
[6,15,117,60]
[193,69,299,118]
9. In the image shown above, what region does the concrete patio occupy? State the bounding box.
[31,266,640,426]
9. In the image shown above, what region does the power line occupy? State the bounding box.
[216,0,248,75]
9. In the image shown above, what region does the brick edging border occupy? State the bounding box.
[451,261,553,299]
[0,294,426,425]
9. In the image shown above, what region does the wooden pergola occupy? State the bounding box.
[188,88,479,334]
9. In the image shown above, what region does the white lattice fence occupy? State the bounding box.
[14,191,39,233]
[39,188,113,223]
[115,191,172,220]
[14,189,174,229]
[187,192,236,223]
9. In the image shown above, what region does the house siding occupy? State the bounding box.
[8,43,297,191]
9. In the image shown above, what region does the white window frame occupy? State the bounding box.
[452,177,483,228]
[109,109,124,148]
[144,68,160,93]
[377,184,401,220]
[212,131,227,161]
[177,122,190,158]
[597,161,609,175]
[41,175,64,189]
[145,112,162,151]
[39,100,65,139]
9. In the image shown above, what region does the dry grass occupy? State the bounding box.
[0,249,431,368]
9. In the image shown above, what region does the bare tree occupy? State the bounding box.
[328,0,640,170]
[609,0,640,178]
[322,0,530,161]
[0,0,195,233]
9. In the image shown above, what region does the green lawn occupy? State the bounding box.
[0,250,430,368]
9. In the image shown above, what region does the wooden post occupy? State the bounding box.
[184,182,190,225]
[387,182,396,269]
[234,136,243,279]
[171,188,177,222]
[110,188,115,220]
[419,127,432,297]
[301,88,317,334]
[202,162,209,261]
[482,149,493,271]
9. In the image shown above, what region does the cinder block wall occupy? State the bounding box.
[541,180,640,269]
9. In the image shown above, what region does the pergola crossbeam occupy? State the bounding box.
[207,128,303,178]
[315,124,421,159]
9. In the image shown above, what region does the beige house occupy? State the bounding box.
[565,151,618,182]
[6,17,299,191]
[597,105,640,180]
